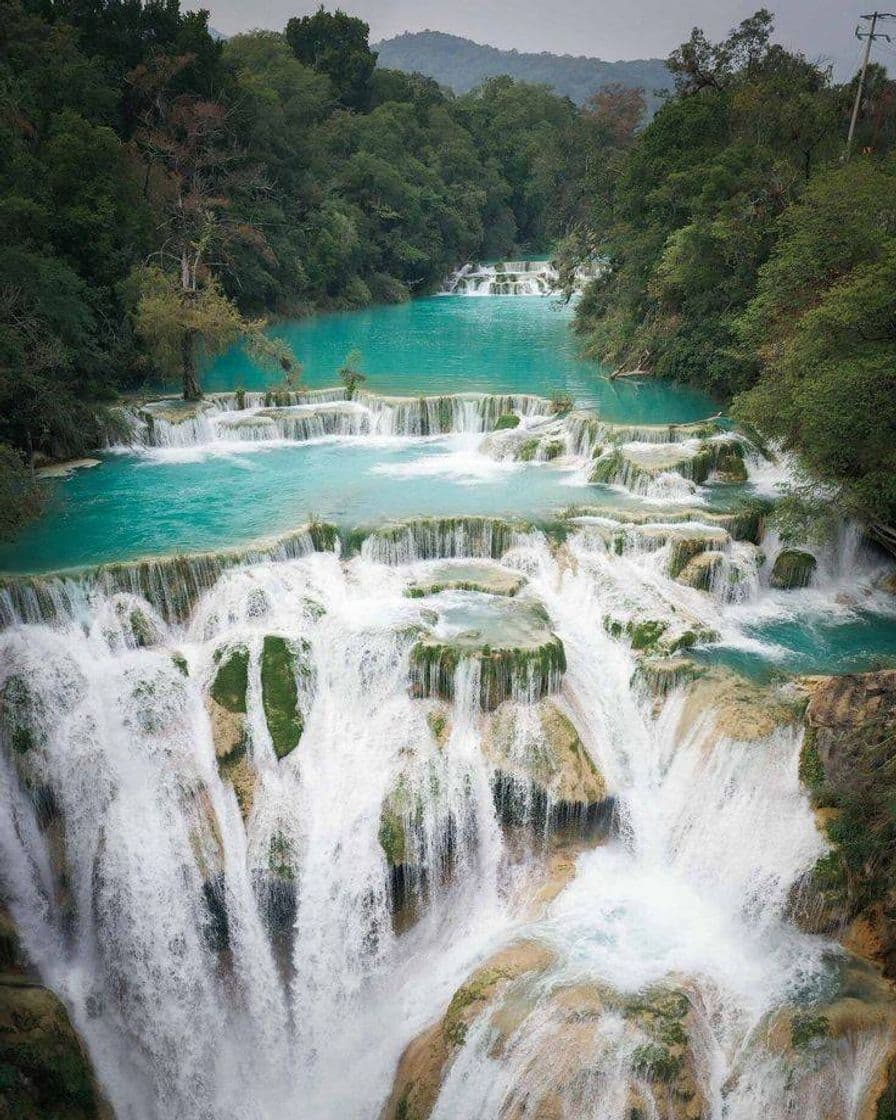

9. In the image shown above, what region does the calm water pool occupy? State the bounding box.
[0,439,586,573]
[204,297,715,423]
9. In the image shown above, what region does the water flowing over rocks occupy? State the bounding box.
[1,379,895,1118]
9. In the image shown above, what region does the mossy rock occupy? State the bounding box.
[0,675,40,755]
[486,700,612,837]
[668,536,723,580]
[381,942,555,1120]
[493,413,520,430]
[636,656,702,697]
[517,438,540,462]
[770,549,817,590]
[589,448,625,484]
[542,439,565,461]
[410,636,566,711]
[378,806,407,867]
[712,440,748,482]
[210,646,249,714]
[261,636,305,760]
[405,562,525,599]
[126,607,157,648]
[308,521,339,552]
[677,551,724,592]
[0,977,111,1119]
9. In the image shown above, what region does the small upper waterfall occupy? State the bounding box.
[443,260,559,296]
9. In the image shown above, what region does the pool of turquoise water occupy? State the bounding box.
[204,297,716,424]
[695,612,896,680]
[0,441,588,574]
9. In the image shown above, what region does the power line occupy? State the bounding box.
[847,11,896,156]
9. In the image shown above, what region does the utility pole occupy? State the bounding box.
[847,11,894,158]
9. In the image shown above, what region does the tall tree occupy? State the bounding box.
[285,7,376,111]
[128,52,294,397]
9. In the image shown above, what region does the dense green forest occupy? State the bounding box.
[375,30,669,111]
[0,0,592,528]
[565,10,896,536]
[1,2,895,543]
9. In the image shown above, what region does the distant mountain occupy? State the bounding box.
[374,31,670,109]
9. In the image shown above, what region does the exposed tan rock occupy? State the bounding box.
[678,668,799,743]
[381,941,556,1120]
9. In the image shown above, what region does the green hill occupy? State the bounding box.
[374,30,669,109]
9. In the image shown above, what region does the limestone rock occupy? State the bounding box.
[770,548,817,590]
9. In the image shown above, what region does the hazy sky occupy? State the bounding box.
[197,1,889,79]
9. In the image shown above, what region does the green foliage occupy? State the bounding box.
[375,30,669,112]
[286,7,377,110]
[493,413,520,430]
[0,446,44,536]
[338,348,366,398]
[210,647,249,714]
[570,8,895,529]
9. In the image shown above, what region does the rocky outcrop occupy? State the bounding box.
[260,636,308,760]
[381,941,556,1120]
[485,699,612,837]
[382,947,707,1120]
[792,671,896,975]
[770,548,817,590]
[0,908,112,1120]
[676,667,801,742]
[406,562,525,599]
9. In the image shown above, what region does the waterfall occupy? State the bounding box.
[1,521,893,1116]
[442,261,558,297]
[114,392,553,450]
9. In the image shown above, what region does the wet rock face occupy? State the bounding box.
[382,947,707,1120]
[770,548,817,590]
[0,908,111,1120]
[794,671,896,973]
[486,700,613,839]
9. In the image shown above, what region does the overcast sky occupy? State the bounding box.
[197,1,891,79]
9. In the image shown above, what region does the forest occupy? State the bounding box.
[0,0,589,529]
[564,10,896,538]
[1,2,895,542]
[375,30,670,111]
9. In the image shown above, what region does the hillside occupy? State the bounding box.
[374,30,669,108]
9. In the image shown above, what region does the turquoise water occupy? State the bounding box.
[204,297,715,423]
[0,441,585,573]
[3,293,895,678]
[697,613,896,680]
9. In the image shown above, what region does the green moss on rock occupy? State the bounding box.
[261,636,303,760]
[0,976,109,1120]
[770,549,817,590]
[410,637,566,711]
[518,438,540,462]
[493,413,520,430]
[379,807,407,867]
[210,647,249,714]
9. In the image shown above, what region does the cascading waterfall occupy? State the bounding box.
[442,261,558,296]
[116,392,552,451]
[2,509,894,1119]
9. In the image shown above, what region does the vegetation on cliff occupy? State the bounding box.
[567,9,896,533]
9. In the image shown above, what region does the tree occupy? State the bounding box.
[132,267,294,399]
[338,348,365,398]
[128,53,296,397]
[285,7,377,111]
